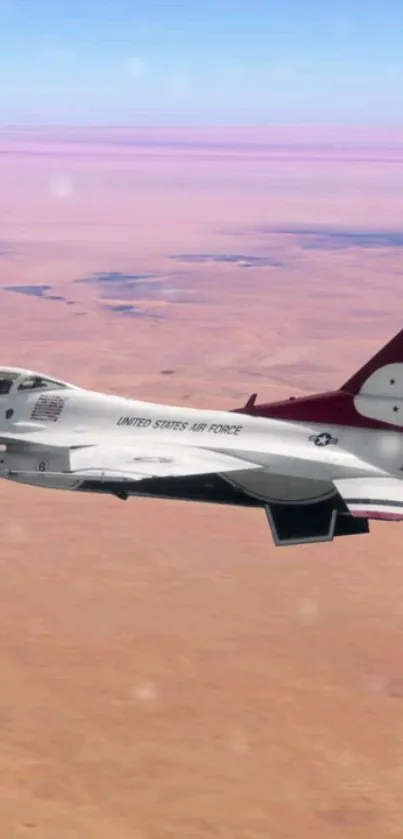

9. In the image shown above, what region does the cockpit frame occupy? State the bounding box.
[0,368,73,397]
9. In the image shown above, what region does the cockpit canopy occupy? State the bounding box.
[0,368,70,396]
[0,371,19,395]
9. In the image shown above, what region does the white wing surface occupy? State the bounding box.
[66,443,261,481]
[8,442,261,483]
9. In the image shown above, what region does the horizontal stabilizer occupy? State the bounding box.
[334,476,403,520]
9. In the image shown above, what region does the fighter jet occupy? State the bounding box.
[2,327,403,546]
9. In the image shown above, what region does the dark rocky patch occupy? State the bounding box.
[103,303,143,316]
[4,284,52,297]
[102,303,163,319]
[255,225,403,250]
[4,285,69,302]
[109,303,136,312]
[76,271,160,284]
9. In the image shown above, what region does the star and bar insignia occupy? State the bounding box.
[308,431,339,447]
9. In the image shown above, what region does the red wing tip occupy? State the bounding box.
[352,510,403,521]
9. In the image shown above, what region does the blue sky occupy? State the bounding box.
[0,0,402,124]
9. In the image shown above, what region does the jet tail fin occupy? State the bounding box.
[341,328,403,396]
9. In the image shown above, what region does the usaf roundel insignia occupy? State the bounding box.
[308,432,338,447]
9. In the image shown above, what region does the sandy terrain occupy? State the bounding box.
[1,127,403,837]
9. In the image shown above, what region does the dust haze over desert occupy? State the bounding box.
[2,123,403,838]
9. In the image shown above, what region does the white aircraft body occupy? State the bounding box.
[3,328,403,546]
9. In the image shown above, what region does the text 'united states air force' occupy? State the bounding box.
[116,416,243,435]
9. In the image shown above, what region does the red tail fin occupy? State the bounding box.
[341,328,403,395]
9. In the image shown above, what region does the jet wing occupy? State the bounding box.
[333,476,403,520]
[66,443,262,481]
[14,442,261,483]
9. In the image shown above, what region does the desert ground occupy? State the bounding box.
[1,126,403,837]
